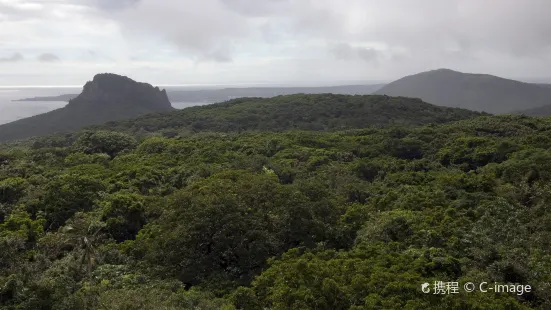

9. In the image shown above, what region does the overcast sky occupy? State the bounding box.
[1,0,551,86]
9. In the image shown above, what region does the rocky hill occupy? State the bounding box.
[374,69,551,114]
[0,74,174,142]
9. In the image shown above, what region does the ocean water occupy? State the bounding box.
[0,88,79,125]
[0,87,213,126]
[172,102,212,109]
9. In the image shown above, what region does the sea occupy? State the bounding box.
[0,87,78,125]
[0,86,210,126]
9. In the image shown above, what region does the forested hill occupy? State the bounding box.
[1,114,551,309]
[88,94,485,137]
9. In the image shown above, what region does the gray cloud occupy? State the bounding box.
[104,0,250,63]
[100,0,551,65]
[219,0,290,17]
[357,48,379,63]
[2,0,551,84]
[330,43,356,60]
[329,43,379,63]
[200,46,233,63]
[99,0,348,63]
[0,0,135,23]
[0,2,44,21]
[37,53,61,62]
[84,50,114,62]
[343,0,551,59]
[0,53,24,62]
[90,0,141,11]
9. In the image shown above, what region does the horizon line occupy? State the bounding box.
[0,81,388,89]
[0,83,264,88]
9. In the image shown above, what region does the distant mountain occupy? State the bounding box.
[374,69,551,114]
[13,84,384,104]
[515,104,551,116]
[87,94,486,137]
[0,73,174,142]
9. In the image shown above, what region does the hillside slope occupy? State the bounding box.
[1,114,550,308]
[374,68,551,114]
[88,94,486,137]
[515,104,551,116]
[0,74,174,142]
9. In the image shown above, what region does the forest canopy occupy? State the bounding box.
[0,93,549,309]
[87,94,485,137]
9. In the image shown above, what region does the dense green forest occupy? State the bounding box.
[1,94,550,309]
[86,94,485,137]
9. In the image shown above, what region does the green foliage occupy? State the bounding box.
[133,170,341,289]
[88,94,483,136]
[2,113,551,309]
[234,245,473,309]
[73,131,137,158]
[101,193,145,242]
[41,174,107,229]
[0,177,28,205]
[65,152,110,166]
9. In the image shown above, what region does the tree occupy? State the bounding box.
[73,131,137,158]
[41,174,106,230]
[101,193,146,242]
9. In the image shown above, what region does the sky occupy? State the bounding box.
[1,0,551,86]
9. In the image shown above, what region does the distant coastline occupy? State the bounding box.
[12,94,78,102]
[11,84,385,103]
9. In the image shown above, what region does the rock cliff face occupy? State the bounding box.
[70,73,173,111]
[0,73,174,142]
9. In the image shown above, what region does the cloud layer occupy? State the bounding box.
[0,53,24,62]
[1,0,551,85]
[37,53,60,62]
